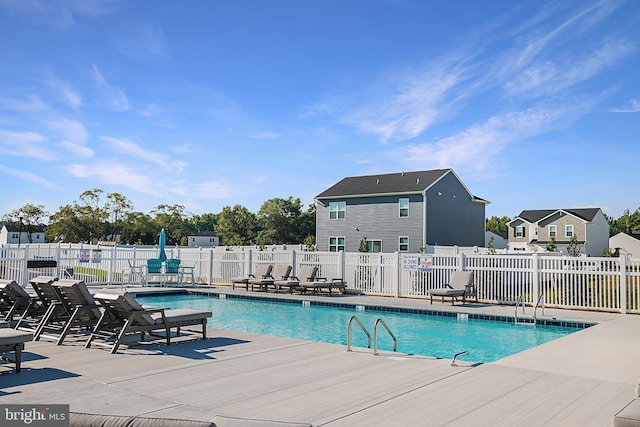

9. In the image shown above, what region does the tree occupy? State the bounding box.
[120,211,156,245]
[256,196,305,245]
[485,216,511,233]
[567,235,581,257]
[151,204,194,246]
[46,204,88,243]
[105,192,133,241]
[192,213,219,233]
[358,236,369,252]
[77,189,107,243]
[2,203,48,243]
[215,205,258,246]
[546,236,558,252]
[608,208,640,236]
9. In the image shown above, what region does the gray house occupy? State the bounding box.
[315,169,489,252]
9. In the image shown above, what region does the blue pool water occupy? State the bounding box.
[137,294,585,363]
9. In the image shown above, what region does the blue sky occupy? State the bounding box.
[0,0,639,221]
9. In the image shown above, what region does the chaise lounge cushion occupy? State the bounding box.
[613,384,640,427]
[0,329,33,346]
[69,412,216,427]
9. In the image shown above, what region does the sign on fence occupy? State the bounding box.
[401,254,419,271]
[419,255,433,272]
[79,249,90,263]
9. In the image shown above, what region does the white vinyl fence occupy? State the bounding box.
[1,244,639,314]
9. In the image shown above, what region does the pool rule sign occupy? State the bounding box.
[402,254,433,272]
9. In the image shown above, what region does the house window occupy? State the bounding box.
[11,233,18,239]
[549,225,557,239]
[399,198,409,217]
[399,236,409,251]
[515,226,524,238]
[565,224,574,238]
[329,237,345,252]
[329,201,346,219]
[367,240,382,253]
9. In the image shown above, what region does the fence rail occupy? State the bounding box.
[1,243,639,314]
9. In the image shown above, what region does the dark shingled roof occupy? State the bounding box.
[517,208,601,223]
[316,169,452,198]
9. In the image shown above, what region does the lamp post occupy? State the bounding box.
[17,216,23,247]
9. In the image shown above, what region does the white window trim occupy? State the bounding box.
[367,239,383,253]
[399,198,409,218]
[329,201,346,220]
[565,224,574,238]
[329,236,345,252]
[549,225,557,239]
[399,236,409,252]
[515,225,524,238]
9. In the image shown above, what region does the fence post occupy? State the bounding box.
[291,250,297,275]
[20,245,29,286]
[394,251,400,298]
[340,250,345,282]
[208,248,214,285]
[458,253,465,271]
[107,246,114,285]
[532,253,539,304]
[620,256,627,314]
[247,249,252,276]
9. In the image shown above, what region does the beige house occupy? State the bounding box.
[609,232,640,257]
[508,208,609,256]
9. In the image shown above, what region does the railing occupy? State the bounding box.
[373,318,397,356]
[347,316,371,352]
[1,243,640,314]
[534,294,545,322]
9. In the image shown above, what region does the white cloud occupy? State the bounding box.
[110,25,168,60]
[101,135,169,168]
[46,72,82,108]
[90,65,129,111]
[65,161,161,196]
[0,95,47,111]
[0,129,55,160]
[0,164,56,187]
[248,131,282,140]
[405,101,590,175]
[0,0,118,31]
[611,99,640,113]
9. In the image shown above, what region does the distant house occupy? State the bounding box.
[315,169,489,253]
[508,208,609,256]
[485,230,508,250]
[609,232,640,257]
[0,223,46,245]
[188,231,219,247]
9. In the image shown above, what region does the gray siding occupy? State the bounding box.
[316,195,424,252]
[424,173,485,247]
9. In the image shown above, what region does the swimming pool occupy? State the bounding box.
[137,293,587,363]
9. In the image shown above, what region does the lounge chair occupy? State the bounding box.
[273,265,319,293]
[249,264,292,291]
[0,329,33,373]
[300,277,347,296]
[231,264,273,290]
[87,291,212,354]
[0,280,35,321]
[48,279,108,345]
[429,271,476,305]
[16,276,63,336]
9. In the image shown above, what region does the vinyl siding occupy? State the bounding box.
[316,195,424,252]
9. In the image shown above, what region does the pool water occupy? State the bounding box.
[137,294,584,363]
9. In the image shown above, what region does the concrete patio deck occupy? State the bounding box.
[1,285,639,426]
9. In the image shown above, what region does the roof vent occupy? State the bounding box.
[376,178,380,184]
[401,171,405,176]
[416,178,420,184]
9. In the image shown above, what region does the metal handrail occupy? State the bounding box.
[514,294,524,323]
[451,351,468,366]
[347,316,371,352]
[533,294,545,323]
[373,318,397,356]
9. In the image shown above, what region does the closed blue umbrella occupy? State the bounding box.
[158,229,167,261]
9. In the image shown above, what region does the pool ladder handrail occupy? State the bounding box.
[514,294,525,323]
[373,318,397,356]
[347,316,371,352]
[533,293,545,323]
